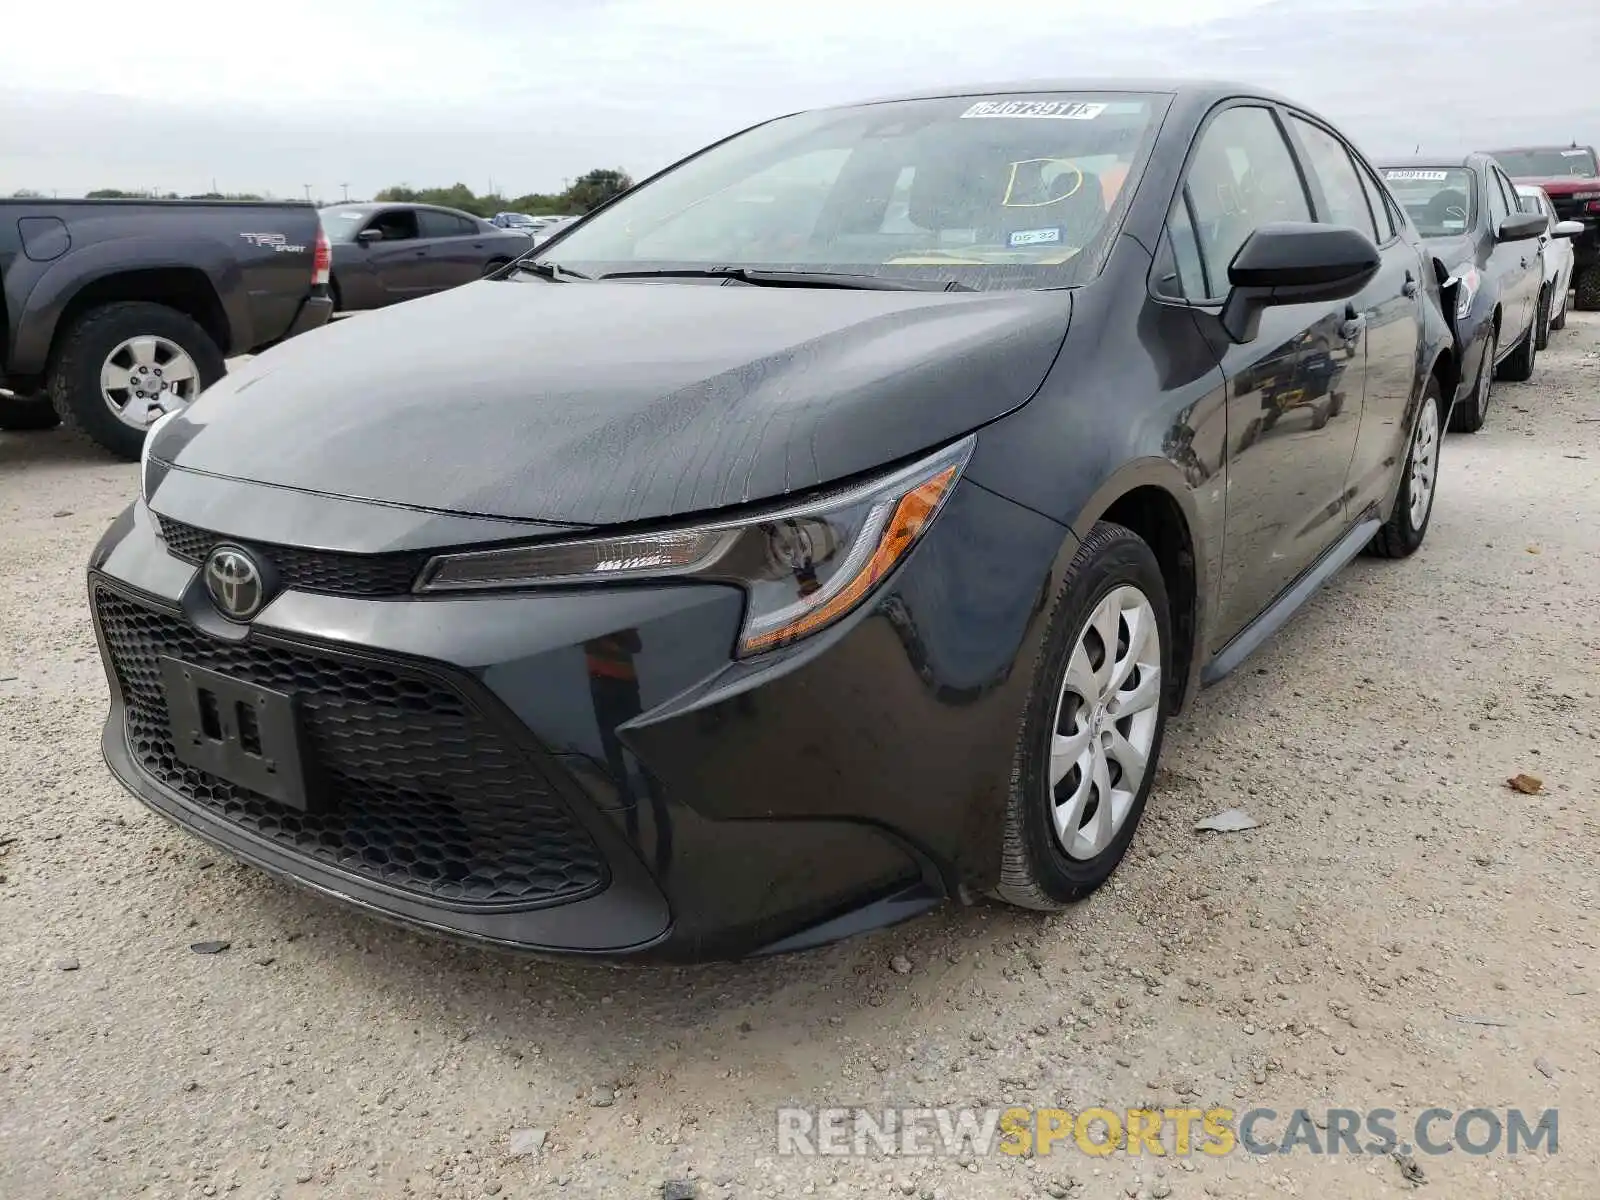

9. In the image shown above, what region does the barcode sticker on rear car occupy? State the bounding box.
[960,100,1107,120]
[1384,170,1449,181]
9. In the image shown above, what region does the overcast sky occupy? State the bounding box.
[3,0,1594,202]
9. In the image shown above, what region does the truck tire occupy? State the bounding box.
[47,302,225,461]
[1576,266,1600,312]
[0,393,61,431]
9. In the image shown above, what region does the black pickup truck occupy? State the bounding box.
[0,199,332,458]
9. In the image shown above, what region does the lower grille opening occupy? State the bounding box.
[93,585,607,909]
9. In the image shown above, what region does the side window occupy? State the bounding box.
[1354,159,1397,240]
[366,209,419,241]
[1484,169,1510,225]
[1182,105,1312,300]
[419,210,475,238]
[1155,196,1207,299]
[1288,116,1378,240]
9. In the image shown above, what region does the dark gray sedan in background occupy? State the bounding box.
[319,203,528,311]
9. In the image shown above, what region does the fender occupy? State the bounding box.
[9,236,249,376]
[1065,454,1215,710]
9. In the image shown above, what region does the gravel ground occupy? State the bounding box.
[1,316,1597,1200]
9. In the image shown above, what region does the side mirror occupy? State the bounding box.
[356,227,384,244]
[1553,219,1585,239]
[1218,222,1380,344]
[1496,212,1546,242]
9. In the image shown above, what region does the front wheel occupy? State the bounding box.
[1534,286,1551,351]
[1550,284,1568,331]
[1452,329,1494,433]
[994,523,1172,910]
[1496,321,1537,383]
[1366,375,1443,559]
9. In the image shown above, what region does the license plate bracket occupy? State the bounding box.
[160,657,322,812]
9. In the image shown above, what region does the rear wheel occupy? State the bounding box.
[482,258,511,278]
[1366,375,1442,559]
[46,301,225,461]
[0,392,61,431]
[1576,266,1600,312]
[995,522,1171,910]
[1452,329,1494,433]
[1496,320,1537,383]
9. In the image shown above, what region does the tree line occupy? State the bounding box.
[372,169,633,217]
[8,167,633,212]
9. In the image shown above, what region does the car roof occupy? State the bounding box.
[839,78,1294,108]
[320,201,482,219]
[1375,153,1489,170]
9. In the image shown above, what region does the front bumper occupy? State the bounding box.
[88,477,1065,961]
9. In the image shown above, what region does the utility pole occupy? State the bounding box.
[303,183,312,202]
[340,182,350,202]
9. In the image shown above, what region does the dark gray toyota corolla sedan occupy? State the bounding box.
[91,80,1457,962]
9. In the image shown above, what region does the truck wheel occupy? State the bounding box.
[47,302,225,461]
[1575,267,1600,312]
[1495,322,1536,384]
[0,392,61,431]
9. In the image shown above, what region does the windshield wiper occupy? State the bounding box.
[595,267,973,292]
[508,259,592,281]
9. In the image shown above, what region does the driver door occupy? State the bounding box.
[359,209,433,303]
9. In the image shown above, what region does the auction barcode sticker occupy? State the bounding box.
[960,100,1107,120]
[1384,170,1449,181]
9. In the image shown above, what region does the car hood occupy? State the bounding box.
[153,278,1073,526]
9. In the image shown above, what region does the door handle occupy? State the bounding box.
[1520,257,1528,268]
[414,249,428,257]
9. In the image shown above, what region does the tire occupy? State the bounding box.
[0,392,61,431]
[1366,375,1443,559]
[1310,401,1330,431]
[46,302,225,461]
[994,522,1172,910]
[1576,266,1600,312]
[1550,287,1567,331]
[1496,321,1536,383]
[1534,286,1551,351]
[482,258,511,278]
[1451,328,1494,433]
[1328,390,1346,418]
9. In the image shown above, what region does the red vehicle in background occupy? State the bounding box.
[1489,143,1600,311]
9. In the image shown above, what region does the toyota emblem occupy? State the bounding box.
[204,545,266,620]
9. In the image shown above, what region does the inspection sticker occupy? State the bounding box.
[1009,227,1063,247]
[961,100,1106,120]
[1384,170,1449,181]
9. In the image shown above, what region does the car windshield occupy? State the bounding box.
[1490,147,1598,178]
[319,207,373,242]
[540,92,1167,290]
[1380,168,1476,237]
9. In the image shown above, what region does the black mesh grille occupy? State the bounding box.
[93,585,607,908]
[156,516,429,597]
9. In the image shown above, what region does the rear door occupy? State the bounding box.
[1283,113,1424,519]
[360,208,432,302]
[1173,102,1366,647]
[417,210,493,290]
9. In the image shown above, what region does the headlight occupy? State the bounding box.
[139,408,181,502]
[418,436,975,657]
[1451,264,1480,319]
